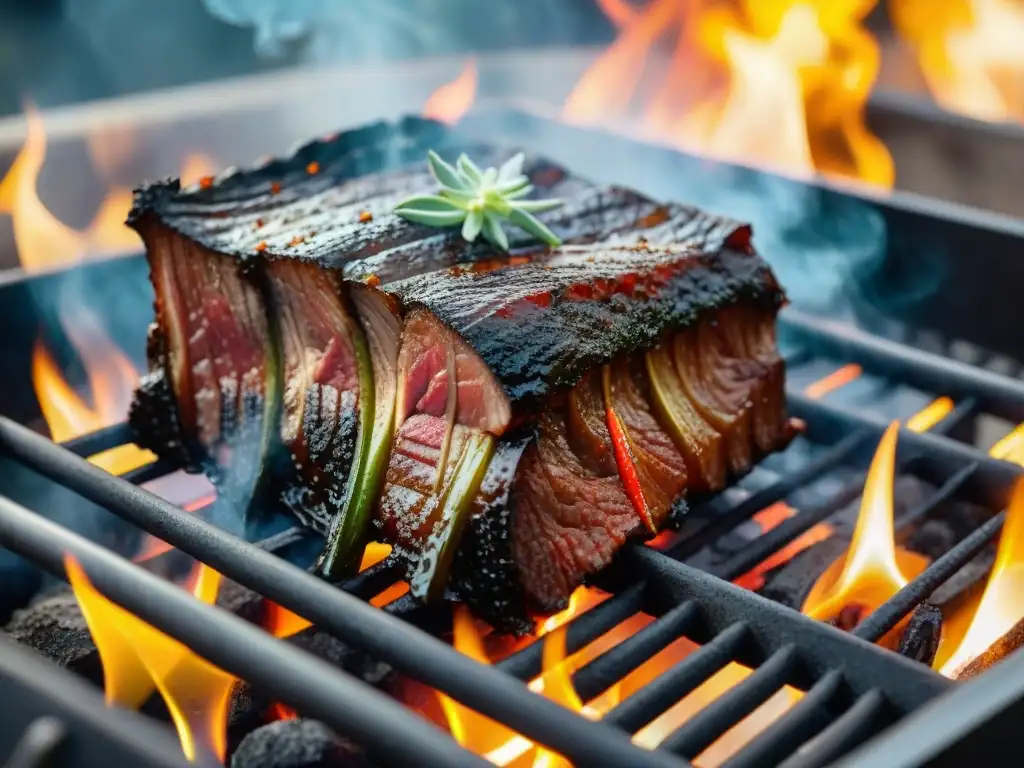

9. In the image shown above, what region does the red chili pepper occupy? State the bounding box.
[606,405,656,533]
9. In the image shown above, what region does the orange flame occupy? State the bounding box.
[8,107,222,478]
[0,105,141,272]
[891,0,1024,124]
[935,481,1024,675]
[31,338,155,474]
[66,555,235,762]
[441,587,800,766]
[929,423,1024,675]
[564,0,894,186]
[264,542,399,721]
[801,422,928,641]
[424,59,478,125]
[905,396,955,433]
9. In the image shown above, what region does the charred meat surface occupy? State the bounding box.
[127,118,792,629]
[379,220,786,610]
[383,226,781,416]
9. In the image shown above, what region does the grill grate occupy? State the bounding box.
[4,116,1024,767]
[1,314,1020,767]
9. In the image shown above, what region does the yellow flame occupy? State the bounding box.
[937,481,1024,675]
[801,422,928,634]
[66,555,235,762]
[564,0,893,186]
[891,0,1024,124]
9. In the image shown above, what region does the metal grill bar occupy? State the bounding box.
[660,645,799,758]
[0,415,685,768]
[779,690,887,768]
[60,423,134,458]
[791,395,1021,510]
[712,486,864,583]
[782,308,1024,422]
[497,583,647,681]
[573,600,700,702]
[0,496,485,768]
[855,511,1006,643]
[603,623,751,734]
[666,431,866,562]
[630,548,950,710]
[721,670,843,768]
[0,634,195,768]
[119,460,178,485]
[894,461,979,539]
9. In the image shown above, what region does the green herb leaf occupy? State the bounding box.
[394,194,463,212]
[506,207,561,247]
[428,151,468,192]
[504,183,535,200]
[395,151,565,249]
[462,207,485,242]
[510,198,564,214]
[457,154,483,184]
[482,212,510,251]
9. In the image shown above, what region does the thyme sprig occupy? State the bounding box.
[394,151,563,251]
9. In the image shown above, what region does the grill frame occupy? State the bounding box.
[2,113,1024,767]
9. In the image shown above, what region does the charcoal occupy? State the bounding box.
[5,577,263,688]
[228,628,397,741]
[757,536,850,610]
[230,719,373,768]
[896,602,942,667]
[4,591,101,684]
[216,578,267,626]
[904,519,957,562]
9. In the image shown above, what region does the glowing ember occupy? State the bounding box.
[892,0,1024,124]
[801,422,928,641]
[802,363,862,399]
[423,59,478,125]
[935,481,1024,675]
[564,0,894,186]
[66,555,235,762]
[905,396,954,433]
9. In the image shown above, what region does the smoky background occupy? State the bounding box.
[0,0,614,116]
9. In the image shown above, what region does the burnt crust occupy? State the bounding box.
[388,239,785,418]
[448,435,535,635]
[127,322,195,469]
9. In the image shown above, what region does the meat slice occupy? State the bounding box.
[264,260,366,536]
[602,358,689,532]
[510,409,640,613]
[457,311,793,618]
[644,343,726,492]
[130,225,276,519]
